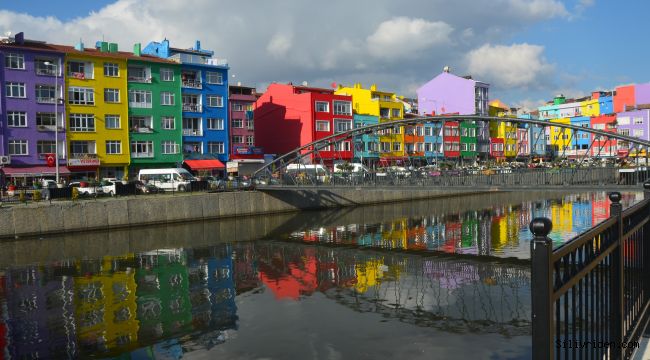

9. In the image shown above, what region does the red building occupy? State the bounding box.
[443,121,460,158]
[614,85,635,113]
[490,138,505,159]
[590,115,617,157]
[229,85,258,154]
[254,83,353,166]
[516,128,529,158]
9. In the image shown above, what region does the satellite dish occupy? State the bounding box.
[443,66,451,73]
[302,81,308,86]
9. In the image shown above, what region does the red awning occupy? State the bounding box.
[1,166,71,177]
[184,159,225,170]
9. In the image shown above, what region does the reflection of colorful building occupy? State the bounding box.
[425,217,445,250]
[443,214,462,253]
[458,211,478,254]
[74,256,138,356]
[550,200,573,242]
[354,259,386,294]
[571,197,592,234]
[136,249,192,342]
[258,246,318,300]
[591,193,610,225]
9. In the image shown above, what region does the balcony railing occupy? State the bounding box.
[183,103,202,112]
[130,126,153,133]
[182,129,203,136]
[36,67,57,76]
[70,153,98,159]
[68,72,88,80]
[128,76,152,83]
[36,97,56,104]
[182,79,202,89]
[131,152,154,158]
[36,125,64,132]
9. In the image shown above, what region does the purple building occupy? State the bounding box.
[616,109,650,153]
[416,67,491,157]
[635,83,650,105]
[1,33,68,185]
[228,85,257,154]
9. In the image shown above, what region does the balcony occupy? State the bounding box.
[169,53,228,67]
[182,79,202,89]
[36,97,56,104]
[182,129,203,136]
[68,72,88,80]
[183,103,202,113]
[128,76,152,83]
[130,126,153,133]
[131,151,154,158]
[36,125,64,132]
[36,67,57,76]
[69,153,100,166]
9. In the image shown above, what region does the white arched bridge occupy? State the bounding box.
[252,115,650,187]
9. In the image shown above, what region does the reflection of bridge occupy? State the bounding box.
[253,115,650,187]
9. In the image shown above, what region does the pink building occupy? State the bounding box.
[229,85,257,154]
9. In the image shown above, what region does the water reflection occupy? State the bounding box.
[286,192,643,258]
[0,241,532,358]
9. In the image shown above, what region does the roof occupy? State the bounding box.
[0,40,177,64]
[170,47,213,56]
[2,166,71,176]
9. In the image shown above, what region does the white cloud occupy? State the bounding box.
[267,33,293,58]
[505,0,568,19]
[366,17,453,59]
[465,43,555,89]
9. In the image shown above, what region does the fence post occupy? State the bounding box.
[644,181,650,200]
[609,191,624,359]
[530,217,554,360]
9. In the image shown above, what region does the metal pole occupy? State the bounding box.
[609,191,624,360]
[530,217,554,360]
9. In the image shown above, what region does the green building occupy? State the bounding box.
[459,120,477,160]
[127,44,183,177]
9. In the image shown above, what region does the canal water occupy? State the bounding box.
[0,191,643,359]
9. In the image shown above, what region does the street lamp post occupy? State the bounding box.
[44,59,61,183]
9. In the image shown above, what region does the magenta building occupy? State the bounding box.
[228,85,257,154]
[617,109,650,143]
[1,33,68,184]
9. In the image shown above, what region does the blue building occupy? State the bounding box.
[424,122,443,164]
[352,114,379,165]
[528,124,547,158]
[143,39,230,164]
[598,95,614,115]
[571,116,591,153]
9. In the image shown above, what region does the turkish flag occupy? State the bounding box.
[45,153,56,167]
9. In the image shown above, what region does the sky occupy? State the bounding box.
[0,0,648,110]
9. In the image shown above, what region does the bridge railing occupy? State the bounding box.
[260,166,650,188]
[529,183,650,360]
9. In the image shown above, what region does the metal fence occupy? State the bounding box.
[530,183,650,360]
[263,166,650,188]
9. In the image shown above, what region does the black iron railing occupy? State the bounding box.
[530,183,650,360]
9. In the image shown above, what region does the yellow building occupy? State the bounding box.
[57,43,130,179]
[580,98,600,117]
[335,83,405,160]
[354,259,385,293]
[550,118,572,155]
[488,100,518,159]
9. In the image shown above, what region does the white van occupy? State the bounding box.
[138,168,196,192]
[333,162,370,174]
[285,164,329,184]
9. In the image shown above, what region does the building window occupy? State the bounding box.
[128,66,151,82]
[315,101,329,112]
[333,101,352,115]
[233,135,244,144]
[36,112,57,127]
[129,116,153,132]
[424,127,432,136]
[633,129,644,137]
[7,111,27,127]
[334,141,351,151]
[105,115,121,129]
[392,109,401,118]
[246,136,254,146]
[461,143,468,152]
[67,61,92,79]
[208,141,225,154]
[70,141,96,155]
[232,118,243,128]
[246,119,254,130]
[207,95,223,107]
[128,89,152,108]
[206,72,223,84]
[161,92,175,106]
[334,119,352,133]
[35,84,56,103]
[131,141,154,158]
[106,140,122,154]
[315,120,330,132]
[207,118,224,130]
[469,143,476,151]
[35,59,59,76]
[68,87,95,105]
[104,88,120,103]
[392,142,401,151]
[6,82,26,98]
[104,63,119,77]
[69,114,95,132]
[424,143,432,152]
[232,103,244,111]
[161,116,175,130]
[161,141,179,154]
[160,68,174,81]
[8,140,28,155]
[633,117,644,125]
[5,53,25,69]
[381,142,391,152]
[37,140,56,156]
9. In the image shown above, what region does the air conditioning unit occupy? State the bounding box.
[0,155,10,165]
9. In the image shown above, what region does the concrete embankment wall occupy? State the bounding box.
[0,188,490,239]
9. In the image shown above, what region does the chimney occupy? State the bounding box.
[74,39,85,51]
[133,43,141,56]
[14,32,24,45]
[108,43,118,53]
[96,41,109,52]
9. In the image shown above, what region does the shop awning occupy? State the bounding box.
[184,159,225,170]
[1,166,71,177]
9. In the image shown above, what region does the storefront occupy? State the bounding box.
[67,157,101,181]
[1,166,72,186]
[183,159,226,177]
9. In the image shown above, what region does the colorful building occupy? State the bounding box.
[614,85,635,113]
[423,120,443,163]
[255,83,353,165]
[590,114,617,157]
[570,116,591,157]
[352,113,379,164]
[616,109,650,156]
[229,85,257,155]
[126,43,183,177]
[417,68,490,158]
[335,83,405,165]
[442,121,461,158]
[143,39,229,171]
[549,118,572,157]
[0,33,68,184]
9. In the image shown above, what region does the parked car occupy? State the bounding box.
[69,181,104,197]
[99,179,121,196]
[204,176,226,190]
[133,180,160,194]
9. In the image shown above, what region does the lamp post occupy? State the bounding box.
[44,59,61,183]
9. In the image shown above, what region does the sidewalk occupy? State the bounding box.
[633,325,650,360]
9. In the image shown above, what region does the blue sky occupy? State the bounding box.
[1,0,648,109]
